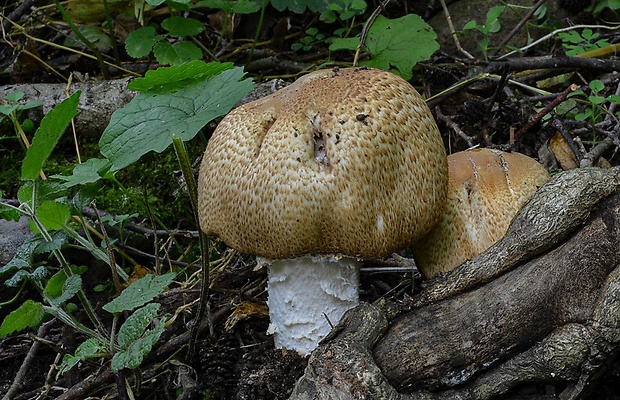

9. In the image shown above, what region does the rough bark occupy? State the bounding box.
[290,167,620,400]
[374,192,620,392]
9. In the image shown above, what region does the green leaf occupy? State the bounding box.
[100,65,253,170]
[111,313,165,372]
[352,14,439,80]
[485,6,506,33]
[589,79,605,93]
[161,16,205,37]
[0,300,45,337]
[0,237,39,276]
[7,266,47,287]
[125,26,164,58]
[6,91,24,102]
[57,338,106,377]
[64,25,113,53]
[197,0,261,13]
[0,206,20,222]
[45,272,82,306]
[153,41,202,65]
[52,158,113,188]
[117,303,161,349]
[36,201,71,231]
[269,0,328,12]
[17,179,67,210]
[127,60,232,93]
[22,92,81,180]
[103,273,176,313]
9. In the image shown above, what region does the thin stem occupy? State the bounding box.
[171,136,210,361]
[245,0,269,67]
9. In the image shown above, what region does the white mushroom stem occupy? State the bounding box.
[262,256,361,356]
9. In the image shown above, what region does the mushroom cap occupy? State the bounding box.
[412,148,550,278]
[198,67,447,260]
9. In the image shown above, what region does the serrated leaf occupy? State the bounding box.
[36,201,71,231]
[57,338,105,377]
[45,273,82,306]
[331,14,438,80]
[111,316,165,372]
[0,300,45,336]
[35,230,67,254]
[153,41,202,65]
[22,92,80,180]
[161,16,205,37]
[100,66,253,170]
[103,273,176,313]
[0,237,39,276]
[117,303,161,349]
[125,26,164,58]
[52,158,113,188]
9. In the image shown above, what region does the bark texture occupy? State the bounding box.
[290,167,620,400]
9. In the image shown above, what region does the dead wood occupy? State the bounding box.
[375,191,620,393]
[290,168,620,400]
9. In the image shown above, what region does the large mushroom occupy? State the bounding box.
[412,148,550,278]
[197,67,448,355]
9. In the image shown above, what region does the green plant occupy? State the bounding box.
[0,61,253,381]
[462,5,506,60]
[0,92,43,147]
[320,0,366,24]
[292,27,326,52]
[558,28,611,56]
[330,14,439,80]
[568,79,620,124]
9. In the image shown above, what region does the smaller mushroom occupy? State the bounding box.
[412,148,550,278]
[198,67,447,355]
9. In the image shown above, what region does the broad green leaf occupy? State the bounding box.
[0,300,45,336]
[125,26,163,58]
[331,14,438,80]
[52,158,113,188]
[127,60,233,93]
[111,315,165,372]
[103,273,176,313]
[117,303,161,349]
[34,231,68,254]
[17,179,67,210]
[57,338,105,377]
[153,41,202,65]
[22,91,81,180]
[100,66,253,170]
[6,91,24,102]
[161,16,205,37]
[36,201,71,231]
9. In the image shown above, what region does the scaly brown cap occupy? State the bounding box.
[413,148,550,278]
[198,67,448,260]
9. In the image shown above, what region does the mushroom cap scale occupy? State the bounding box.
[198,67,448,260]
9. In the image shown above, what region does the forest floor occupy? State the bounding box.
[1,0,620,399]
